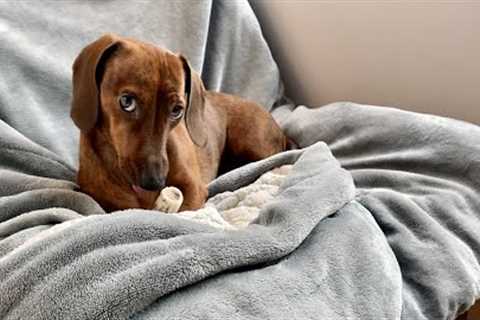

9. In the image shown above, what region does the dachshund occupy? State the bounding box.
[71,34,289,212]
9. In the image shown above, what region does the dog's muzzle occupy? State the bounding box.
[138,174,166,191]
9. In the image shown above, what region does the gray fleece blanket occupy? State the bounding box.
[0,1,479,319]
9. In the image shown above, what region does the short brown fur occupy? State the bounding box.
[72,34,288,212]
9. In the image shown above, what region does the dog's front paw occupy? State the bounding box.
[154,187,184,213]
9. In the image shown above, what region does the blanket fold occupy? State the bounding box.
[1,142,358,319]
[0,1,479,319]
[278,102,480,319]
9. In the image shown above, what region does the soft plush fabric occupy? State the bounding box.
[0,1,479,320]
[167,165,292,230]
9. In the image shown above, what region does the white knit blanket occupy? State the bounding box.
[172,165,292,229]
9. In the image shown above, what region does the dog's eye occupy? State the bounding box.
[170,105,184,120]
[118,94,136,112]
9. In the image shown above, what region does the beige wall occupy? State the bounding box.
[250,1,480,124]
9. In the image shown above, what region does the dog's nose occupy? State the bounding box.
[139,175,166,191]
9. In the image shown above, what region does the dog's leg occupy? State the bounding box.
[166,128,209,211]
[179,180,208,211]
[166,171,207,211]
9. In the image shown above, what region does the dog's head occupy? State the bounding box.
[71,34,206,192]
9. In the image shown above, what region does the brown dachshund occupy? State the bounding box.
[71,34,289,212]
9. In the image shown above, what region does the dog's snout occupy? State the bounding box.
[139,174,166,191]
[135,157,168,191]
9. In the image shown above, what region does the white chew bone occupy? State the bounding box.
[154,187,184,213]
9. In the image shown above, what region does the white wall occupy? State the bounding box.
[250,1,480,124]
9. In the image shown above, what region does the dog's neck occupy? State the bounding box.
[77,131,153,211]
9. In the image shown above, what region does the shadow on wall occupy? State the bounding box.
[249,0,480,124]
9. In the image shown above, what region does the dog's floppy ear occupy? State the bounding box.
[180,55,207,147]
[71,34,119,132]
